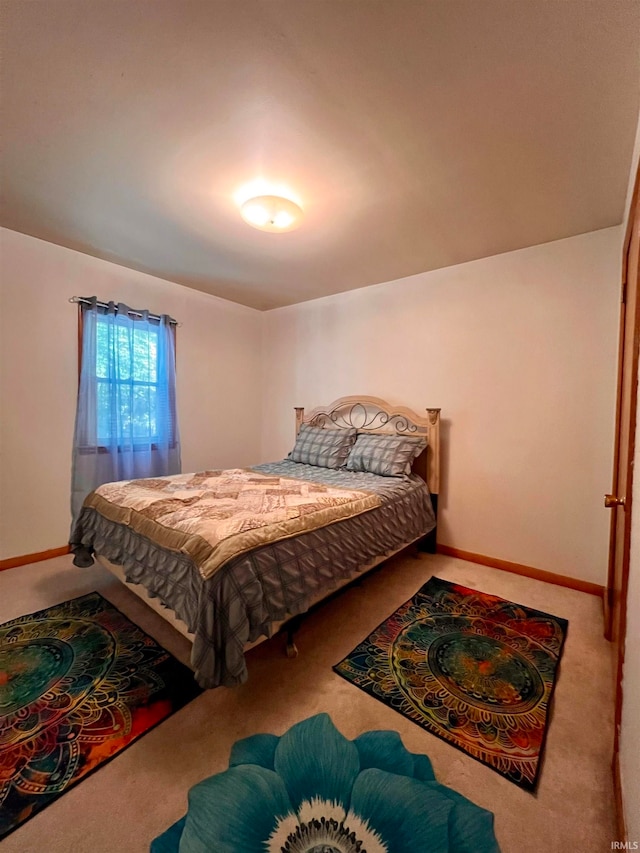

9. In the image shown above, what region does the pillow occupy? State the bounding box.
[345,433,427,477]
[288,424,358,469]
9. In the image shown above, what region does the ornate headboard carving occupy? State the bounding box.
[294,395,441,495]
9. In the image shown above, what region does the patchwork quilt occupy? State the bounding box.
[82,468,380,580]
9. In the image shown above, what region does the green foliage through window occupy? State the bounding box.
[95,316,161,445]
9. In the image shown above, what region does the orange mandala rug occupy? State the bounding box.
[334,577,568,790]
[0,593,201,839]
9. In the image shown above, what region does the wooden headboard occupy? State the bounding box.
[294,395,441,495]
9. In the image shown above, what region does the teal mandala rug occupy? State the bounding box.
[0,593,202,839]
[333,577,568,791]
[152,713,500,853]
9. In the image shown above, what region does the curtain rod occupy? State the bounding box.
[69,296,179,326]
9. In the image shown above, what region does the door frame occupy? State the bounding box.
[608,162,640,841]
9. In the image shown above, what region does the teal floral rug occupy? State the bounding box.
[333,577,568,791]
[151,713,500,852]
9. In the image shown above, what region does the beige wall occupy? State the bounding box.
[0,224,623,580]
[261,227,621,586]
[0,228,262,560]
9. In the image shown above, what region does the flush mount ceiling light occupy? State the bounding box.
[240,195,303,232]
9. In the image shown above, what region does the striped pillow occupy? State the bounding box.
[289,424,358,469]
[346,433,427,477]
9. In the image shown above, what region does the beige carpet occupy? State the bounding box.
[0,552,616,852]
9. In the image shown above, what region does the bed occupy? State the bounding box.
[70,396,441,688]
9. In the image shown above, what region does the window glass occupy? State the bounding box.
[95,315,161,445]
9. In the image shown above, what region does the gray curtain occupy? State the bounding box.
[70,297,181,530]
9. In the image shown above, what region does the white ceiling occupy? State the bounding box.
[1,1,639,310]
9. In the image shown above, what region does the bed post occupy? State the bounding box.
[294,407,305,436]
[426,408,441,497]
[421,407,441,554]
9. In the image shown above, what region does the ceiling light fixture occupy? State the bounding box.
[240,195,303,232]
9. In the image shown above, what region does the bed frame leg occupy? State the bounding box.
[418,495,438,554]
[419,527,437,554]
[285,617,301,658]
